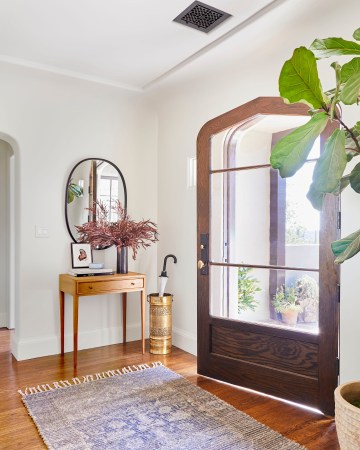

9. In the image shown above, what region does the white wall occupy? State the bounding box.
[150,0,360,380]
[0,63,158,360]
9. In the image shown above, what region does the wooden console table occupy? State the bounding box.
[59,272,146,368]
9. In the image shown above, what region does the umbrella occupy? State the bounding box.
[158,254,177,296]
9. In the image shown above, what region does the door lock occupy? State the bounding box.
[199,234,209,275]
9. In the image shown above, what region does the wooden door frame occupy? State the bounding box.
[197,97,339,415]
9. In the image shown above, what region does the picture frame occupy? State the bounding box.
[71,243,92,268]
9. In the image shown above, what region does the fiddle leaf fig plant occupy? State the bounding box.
[270,27,360,264]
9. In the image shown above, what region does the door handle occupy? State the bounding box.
[198,260,205,269]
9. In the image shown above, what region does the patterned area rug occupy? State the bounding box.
[19,362,305,450]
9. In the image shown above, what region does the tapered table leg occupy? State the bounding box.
[73,295,79,368]
[60,290,65,355]
[122,293,127,343]
[141,290,145,354]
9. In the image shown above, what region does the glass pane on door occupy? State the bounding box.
[210,265,319,334]
[210,162,320,270]
[210,114,314,171]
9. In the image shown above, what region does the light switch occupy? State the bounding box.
[35,226,49,238]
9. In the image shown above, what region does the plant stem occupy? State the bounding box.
[330,109,360,153]
[339,118,360,153]
[330,64,341,121]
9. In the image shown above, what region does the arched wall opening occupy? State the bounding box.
[0,133,18,344]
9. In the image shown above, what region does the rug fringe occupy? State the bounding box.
[18,361,163,398]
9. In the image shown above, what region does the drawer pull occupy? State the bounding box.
[131,282,135,285]
[89,286,93,289]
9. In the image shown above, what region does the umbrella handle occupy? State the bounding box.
[162,254,177,274]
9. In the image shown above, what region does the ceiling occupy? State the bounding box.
[0,0,282,91]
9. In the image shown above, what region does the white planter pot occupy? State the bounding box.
[335,381,360,449]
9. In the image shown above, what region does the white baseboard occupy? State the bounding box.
[13,323,143,361]
[12,324,197,361]
[172,326,197,356]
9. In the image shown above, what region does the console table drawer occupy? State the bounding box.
[78,278,144,295]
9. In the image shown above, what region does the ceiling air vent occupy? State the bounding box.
[173,1,231,33]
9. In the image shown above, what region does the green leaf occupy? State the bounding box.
[345,125,360,159]
[340,175,351,193]
[279,47,328,109]
[310,37,360,58]
[341,57,360,83]
[354,28,360,41]
[306,184,325,210]
[332,229,360,263]
[307,129,346,209]
[333,175,351,195]
[346,124,360,141]
[67,190,74,204]
[349,162,360,192]
[270,112,329,177]
[67,183,83,204]
[313,129,347,191]
[341,70,360,104]
[69,183,83,197]
[346,150,358,161]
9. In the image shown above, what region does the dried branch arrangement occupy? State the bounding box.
[76,201,158,259]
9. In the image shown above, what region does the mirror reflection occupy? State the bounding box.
[210,114,320,333]
[65,158,127,245]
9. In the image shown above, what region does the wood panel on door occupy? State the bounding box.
[197,97,339,415]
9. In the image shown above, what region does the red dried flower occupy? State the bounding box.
[75,201,158,260]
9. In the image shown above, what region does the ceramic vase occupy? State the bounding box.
[116,246,128,274]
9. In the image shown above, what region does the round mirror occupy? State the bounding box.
[65,158,127,246]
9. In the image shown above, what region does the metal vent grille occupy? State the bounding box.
[173,1,231,33]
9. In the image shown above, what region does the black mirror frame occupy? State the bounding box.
[65,157,127,246]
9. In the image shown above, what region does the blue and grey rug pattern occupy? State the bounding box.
[20,362,305,450]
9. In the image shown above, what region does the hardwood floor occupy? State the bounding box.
[0,328,339,449]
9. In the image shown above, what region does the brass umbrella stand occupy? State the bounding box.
[148,255,177,355]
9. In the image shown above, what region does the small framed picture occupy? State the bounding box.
[71,243,92,268]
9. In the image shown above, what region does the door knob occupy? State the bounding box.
[197,260,205,269]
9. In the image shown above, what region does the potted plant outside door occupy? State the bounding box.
[272,286,302,326]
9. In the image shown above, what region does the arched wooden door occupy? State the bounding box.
[197,97,339,415]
